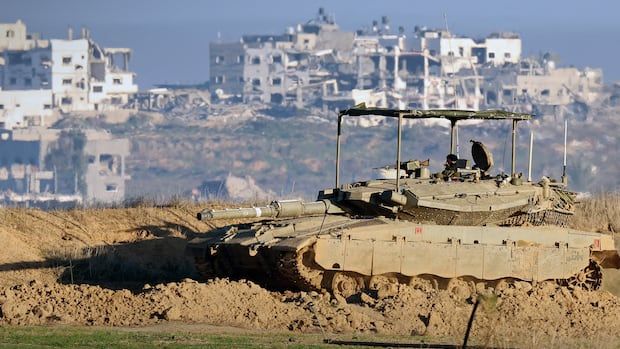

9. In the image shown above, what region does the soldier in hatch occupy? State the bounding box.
[441,154,459,179]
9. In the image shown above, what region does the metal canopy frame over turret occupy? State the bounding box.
[335,106,533,189]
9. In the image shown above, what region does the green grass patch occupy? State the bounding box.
[0,326,435,349]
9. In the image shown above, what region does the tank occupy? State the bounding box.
[187,107,620,297]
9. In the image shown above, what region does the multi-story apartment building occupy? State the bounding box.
[210,9,353,105]
[0,21,138,129]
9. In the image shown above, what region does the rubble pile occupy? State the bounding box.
[162,90,211,120]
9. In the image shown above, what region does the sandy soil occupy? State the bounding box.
[0,204,619,348]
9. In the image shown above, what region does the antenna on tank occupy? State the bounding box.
[561,119,568,186]
[527,129,534,182]
[455,123,460,158]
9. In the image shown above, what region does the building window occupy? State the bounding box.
[215,55,225,64]
[62,79,72,85]
[0,104,3,110]
[251,56,261,65]
[458,47,464,56]
[447,51,454,57]
[62,56,72,64]
[61,97,72,105]
[214,75,225,84]
[272,55,282,64]
[43,104,51,109]
[105,184,119,192]
[113,78,122,85]
[6,30,14,38]
[93,86,103,93]
[504,52,511,59]
[303,39,310,44]
[24,78,32,86]
[488,52,495,59]
[111,97,122,104]
[252,78,261,86]
[9,77,16,85]
[271,77,282,86]
[237,55,244,63]
[541,89,550,97]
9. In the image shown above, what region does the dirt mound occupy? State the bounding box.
[0,202,619,347]
[2,278,620,346]
[0,204,225,289]
[0,279,304,328]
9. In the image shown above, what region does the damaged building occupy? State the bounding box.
[208,8,604,113]
[0,21,138,129]
[0,128,130,206]
[210,8,352,107]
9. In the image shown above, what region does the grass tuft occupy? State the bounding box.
[572,193,620,233]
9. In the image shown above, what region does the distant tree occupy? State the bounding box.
[45,130,87,195]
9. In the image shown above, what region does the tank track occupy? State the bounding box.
[500,210,571,227]
[276,248,324,291]
[194,245,602,297]
[273,246,603,297]
[192,255,216,279]
[193,247,326,291]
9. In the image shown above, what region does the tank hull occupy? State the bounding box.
[187,216,619,294]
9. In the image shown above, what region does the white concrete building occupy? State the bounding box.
[89,47,138,109]
[0,90,53,129]
[412,30,522,73]
[50,39,91,111]
[485,33,521,66]
[0,20,47,52]
[0,21,139,128]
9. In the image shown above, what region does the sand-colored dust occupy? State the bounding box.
[0,204,619,347]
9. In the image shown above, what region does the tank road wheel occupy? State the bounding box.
[331,273,362,298]
[564,260,603,291]
[213,256,232,277]
[193,256,214,280]
[493,279,513,294]
[407,276,437,293]
[368,275,399,299]
[447,278,473,300]
[276,248,326,291]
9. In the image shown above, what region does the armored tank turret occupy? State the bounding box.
[187,107,620,297]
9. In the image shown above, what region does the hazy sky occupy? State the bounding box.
[4,0,620,88]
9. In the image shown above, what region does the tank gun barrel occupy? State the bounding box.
[197,199,339,221]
